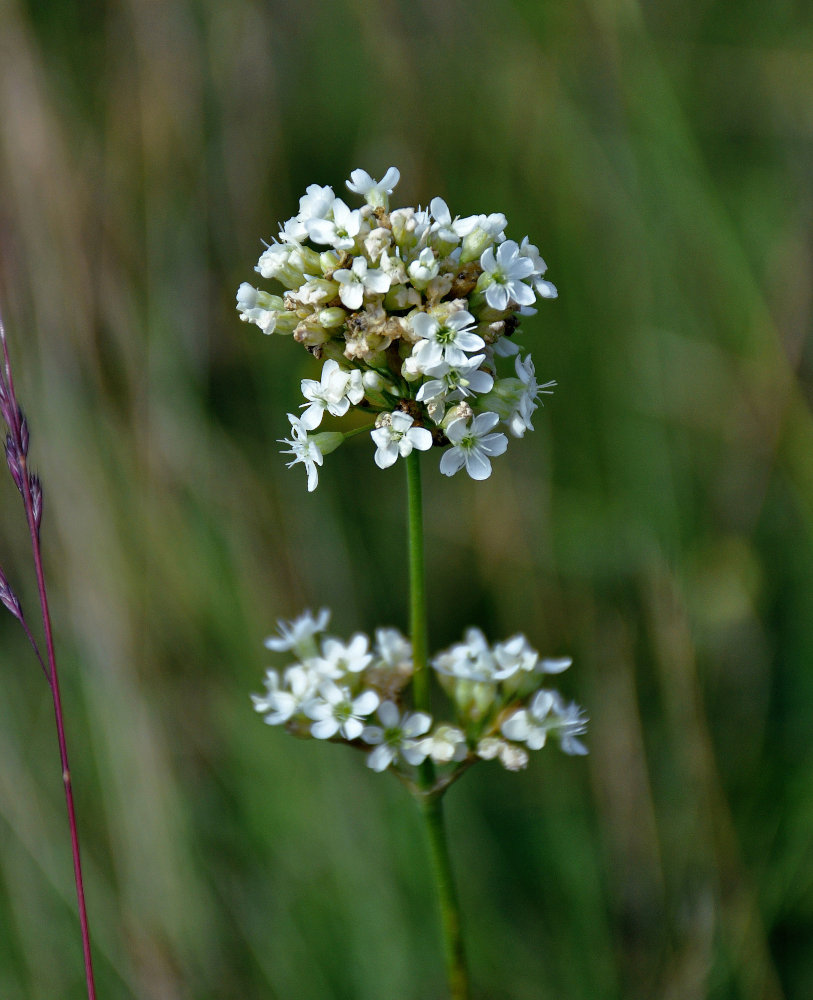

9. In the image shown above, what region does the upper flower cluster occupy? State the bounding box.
[252,609,587,776]
[237,168,557,491]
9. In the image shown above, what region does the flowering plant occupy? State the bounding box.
[239,168,586,1000]
[237,166,557,490]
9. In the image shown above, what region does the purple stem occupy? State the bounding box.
[0,311,97,1000]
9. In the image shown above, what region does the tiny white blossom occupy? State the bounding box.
[507,354,556,438]
[264,607,331,655]
[480,240,537,311]
[476,736,529,771]
[300,359,364,430]
[333,256,392,311]
[408,310,484,369]
[361,701,432,772]
[439,412,508,480]
[420,725,468,764]
[371,412,433,469]
[278,413,324,492]
[501,690,588,755]
[306,197,362,250]
[252,665,314,725]
[407,248,440,290]
[236,283,281,335]
[416,355,494,407]
[433,628,518,683]
[373,628,413,671]
[303,680,380,741]
[315,633,374,678]
[346,167,400,208]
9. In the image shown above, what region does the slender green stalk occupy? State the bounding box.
[420,795,470,1000]
[405,451,470,1000]
[405,451,429,711]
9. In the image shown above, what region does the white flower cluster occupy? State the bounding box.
[237,168,558,491]
[252,610,587,774]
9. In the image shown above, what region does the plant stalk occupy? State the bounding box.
[405,451,469,1000]
[1,317,97,1000]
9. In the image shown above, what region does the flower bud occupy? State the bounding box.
[318,307,347,329]
[312,431,344,456]
[407,248,439,290]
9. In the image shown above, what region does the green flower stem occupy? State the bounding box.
[420,794,470,1000]
[405,450,429,713]
[405,451,470,1000]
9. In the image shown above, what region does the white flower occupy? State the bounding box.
[252,665,314,725]
[535,276,558,299]
[416,355,494,408]
[493,633,539,676]
[501,690,588,755]
[371,412,433,469]
[458,213,508,263]
[476,736,529,771]
[433,628,516,683]
[407,248,440,290]
[306,197,362,250]
[333,256,392,311]
[408,310,484,369]
[236,283,281,335]
[439,412,508,480]
[361,701,432,772]
[479,240,537,311]
[428,197,467,246]
[303,681,380,741]
[256,242,295,285]
[346,166,400,208]
[373,628,413,671]
[300,359,364,430]
[264,607,330,656]
[419,725,468,764]
[315,633,374,678]
[508,354,556,438]
[278,413,324,491]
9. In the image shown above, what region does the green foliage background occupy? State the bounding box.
[1,0,811,997]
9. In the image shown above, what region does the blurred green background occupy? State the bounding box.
[1,0,811,997]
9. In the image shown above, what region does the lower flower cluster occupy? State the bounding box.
[252,609,587,776]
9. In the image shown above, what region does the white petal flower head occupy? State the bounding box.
[306,197,362,250]
[517,236,548,277]
[476,736,529,771]
[264,607,331,656]
[493,633,539,676]
[333,256,392,311]
[298,183,335,223]
[504,354,556,438]
[236,283,282,335]
[502,690,589,756]
[316,633,374,678]
[407,248,440,290]
[300,359,362,430]
[409,309,484,369]
[346,166,400,208]
[439,412,508,481]
[480,239,537,311]
[428,197,467,246]
[361,701,432,772]
[252,664,314,725]
[420,725,468,764]
[374,628,413,671]
[304,680,380,741]
[278,413,324,492]
[371,412,433,469]
[416,355,493,409]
